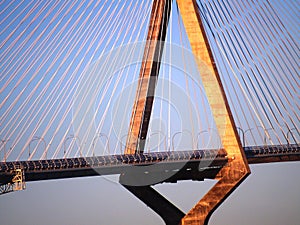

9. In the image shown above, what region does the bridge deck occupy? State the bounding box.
[0,144,299,186]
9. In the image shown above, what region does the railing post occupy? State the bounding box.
[64,135,81,157]
[28,136,46,159]
[92,133,110,156]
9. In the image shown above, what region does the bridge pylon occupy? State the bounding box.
[123,0,251,224]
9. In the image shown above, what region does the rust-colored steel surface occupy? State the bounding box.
[125,0,171,154]
[176,0,250,224]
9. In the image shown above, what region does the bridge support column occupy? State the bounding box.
[125,0,171,154]
[176,0,251,224]
[122,184,185,225]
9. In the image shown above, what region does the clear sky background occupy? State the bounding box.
[1,0,299,224]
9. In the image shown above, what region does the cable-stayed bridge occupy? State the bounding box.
[0,0,299,224]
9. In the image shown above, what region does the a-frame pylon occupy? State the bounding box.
[123,0,251,224]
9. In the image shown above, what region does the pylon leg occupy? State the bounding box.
[125,0,171,154]
[180,160,249,225]
[122,184,185,225]
[176,0,251,224]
